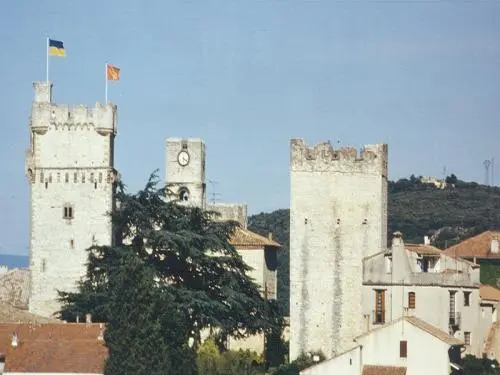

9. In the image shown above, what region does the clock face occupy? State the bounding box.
[177,150,190,166]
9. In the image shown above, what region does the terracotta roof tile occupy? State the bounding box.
[480,284,500,302]
[406,243,442,256]
[228,227,280,248]
[0,323,107,373]
[405,316,463,345]
[444,231,500,259]
[362,365,407,375]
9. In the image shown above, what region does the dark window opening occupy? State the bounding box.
[65,173,69,183]
[464,291,471,307]
[63,205,74,219]
[400,340,407,358]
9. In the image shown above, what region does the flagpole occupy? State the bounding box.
[105,63,108,104]
[46,37,49,83]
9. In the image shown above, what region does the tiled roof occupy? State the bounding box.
[0,323,107,373]
[480,284,500,302]
[406,243,442,256]
[228,226,281,248]
[444,231,500,259]
[362,365,406,375]
[405,316,463,345]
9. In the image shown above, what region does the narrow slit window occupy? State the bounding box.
[65,173,69,183]
[63,204,74,219]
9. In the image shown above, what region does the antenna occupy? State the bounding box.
[484,159,491,186]
[207,180,221,204]
[492,157,495,186]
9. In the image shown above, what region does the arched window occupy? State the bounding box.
[179,187,190,202]
[408,292,416,309]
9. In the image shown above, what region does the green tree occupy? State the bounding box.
[462,355,500,374]
[58,171,278,348]
[103,247,180,375]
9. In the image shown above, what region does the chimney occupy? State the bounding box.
[424,236,430,245]
[392,231,404,247]
[491,239,499,254]
[85,313,92,324]
[268,232,273,241]
[11,332,18,347]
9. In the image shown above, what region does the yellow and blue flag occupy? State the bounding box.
[48,39,65,57]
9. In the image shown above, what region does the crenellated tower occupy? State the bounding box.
[25,81,118,317]
[289,138,388,360]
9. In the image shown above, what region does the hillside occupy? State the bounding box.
[248,176,500,315]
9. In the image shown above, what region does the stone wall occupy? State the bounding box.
[27,82,116,317]
[289,139,388,360]
[207,202,248,228]
[0,268,29,309]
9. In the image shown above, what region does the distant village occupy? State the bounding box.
[0,82,499,375]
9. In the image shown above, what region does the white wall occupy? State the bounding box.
[301,346,362,375]
[356,320,451,375]
[290,139,387,360]
[28,83,115,318]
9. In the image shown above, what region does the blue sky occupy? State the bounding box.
[1,1,500,255]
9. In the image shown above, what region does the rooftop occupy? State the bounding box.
[405,243,442,256]
[362,365,407,375]
[444,231,500,259]
[480,284,500,302]
[228,226,280,248]
[0,323,106,373]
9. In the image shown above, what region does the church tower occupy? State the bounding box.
[289,139,388,360]
[25,82,118,317]
[165,138,206,208]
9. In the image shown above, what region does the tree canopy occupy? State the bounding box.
[58,172,281,370]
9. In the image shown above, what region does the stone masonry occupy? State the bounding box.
[26,82,117,317]
[289,139,388,360]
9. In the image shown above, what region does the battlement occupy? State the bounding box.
[31,81,116,136]
[290,138,388,175]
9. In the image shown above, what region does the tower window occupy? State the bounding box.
[90,172,94,182]
[65,173,69,183]
[70,239,74,249]
[74,172,78,183]
[42,259,47,272]
[99,172,103,183]
[40,171,44,183]
[63,204,74,219]
[82,173,85,183]
[57,172,61,183]
[179,188,190,201]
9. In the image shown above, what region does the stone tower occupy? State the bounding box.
[165,138,206,208]
[289,139,388,360]
[25,82,117,317]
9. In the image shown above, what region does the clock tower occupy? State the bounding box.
[165,138,206,208]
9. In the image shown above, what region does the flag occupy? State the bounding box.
[107,64,120,81]
[48,39,65,57]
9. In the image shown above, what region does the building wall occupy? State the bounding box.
[27,82,116,317]
[165,138,206,208]
[301,346,362,375]
[290,139,388,360]
[206,202,248,228]
[356,320,452,375]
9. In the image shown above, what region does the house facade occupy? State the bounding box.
[300,316,464,375]
[362,232,488,356]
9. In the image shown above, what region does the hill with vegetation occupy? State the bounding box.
[248,175,500,315]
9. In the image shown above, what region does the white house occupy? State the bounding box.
[300,316,463,375]
[362,232,489,357]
